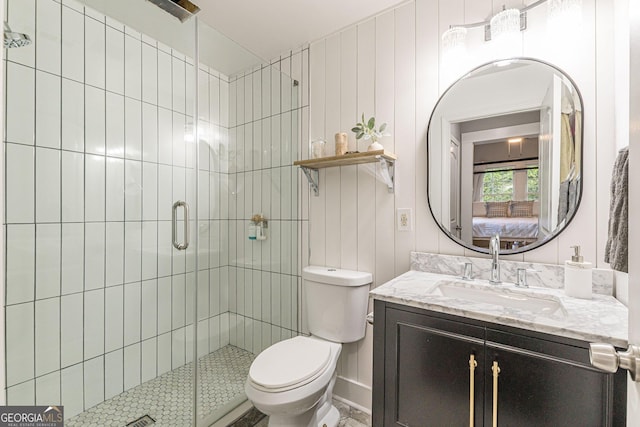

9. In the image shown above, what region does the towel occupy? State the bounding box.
[558,179,570,224]
[560,113,575,181]
[575,112,583,174]
[567,176,579,219]
[557,175,579,225]
[605,147,628,273]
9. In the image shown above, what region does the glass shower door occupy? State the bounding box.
[2,0,201,424]
[2,0,278,424]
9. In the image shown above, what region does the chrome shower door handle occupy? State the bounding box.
[172,201,190,250]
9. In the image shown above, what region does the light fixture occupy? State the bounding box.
[490,8,522,41]
[489,7,522,57]
[442,26,467,56]
[441,26,468,76]
[438,0,584,68]
[547,0,582,38]
[489,9,522,58]
[507,137,523,156]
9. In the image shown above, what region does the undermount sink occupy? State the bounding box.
[430,280,567,317]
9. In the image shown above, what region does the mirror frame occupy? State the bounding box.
[426,58,584,255]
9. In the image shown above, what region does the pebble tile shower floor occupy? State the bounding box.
[66,345,255,426]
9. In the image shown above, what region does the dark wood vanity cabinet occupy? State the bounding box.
[372,300,626,427]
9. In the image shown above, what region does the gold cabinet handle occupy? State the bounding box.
[469,354,478,427]
[492,361,501,427]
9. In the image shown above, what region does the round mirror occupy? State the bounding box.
[427,58,583,254]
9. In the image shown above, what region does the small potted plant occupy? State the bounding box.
[351,113,389,152]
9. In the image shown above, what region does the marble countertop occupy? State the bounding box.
[371,270,628,347]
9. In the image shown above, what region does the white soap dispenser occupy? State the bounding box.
[564,245,593,299]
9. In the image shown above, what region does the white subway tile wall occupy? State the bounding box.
[224,51,307,356]
[1,0,176,416]
[4,0,305,418]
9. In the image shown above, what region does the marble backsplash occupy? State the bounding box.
[410,252,613,296]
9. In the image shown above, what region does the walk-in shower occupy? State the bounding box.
[3,0,302,425]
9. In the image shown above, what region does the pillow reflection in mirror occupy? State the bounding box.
[510,200,534,217]
[473,202,487,217]
[485,201,510,218]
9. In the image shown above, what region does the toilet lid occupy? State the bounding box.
[249,336,332,390]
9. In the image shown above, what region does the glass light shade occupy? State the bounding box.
[490,8,521,58]
[442,26,467,54]
[441,27,468,81]
[490,8,521,41]
[547,0,583,36]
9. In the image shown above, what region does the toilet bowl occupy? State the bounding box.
[245,336,342,426]
[245,266,372,427]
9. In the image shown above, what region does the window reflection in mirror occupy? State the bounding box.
[427,58,583,254]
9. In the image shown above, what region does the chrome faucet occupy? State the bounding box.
[489,234,501,284]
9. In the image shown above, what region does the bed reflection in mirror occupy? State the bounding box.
[427,58,583,254]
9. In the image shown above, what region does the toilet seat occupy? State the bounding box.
[249,336,332,393]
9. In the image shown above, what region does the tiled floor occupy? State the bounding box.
[66,345,255,427]
[65,344,371,427]
[250,399,371,427]
[333,400,371,427]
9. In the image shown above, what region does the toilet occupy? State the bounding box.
[245,266,372,427]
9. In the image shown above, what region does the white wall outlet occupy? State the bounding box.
[397,208,412,231]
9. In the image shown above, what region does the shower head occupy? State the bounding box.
[147,0,200,22]
[4,22,31,48]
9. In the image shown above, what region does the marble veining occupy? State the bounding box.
[371,269,628,347]
[410,252,614,295]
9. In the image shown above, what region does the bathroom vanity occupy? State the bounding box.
[371,263,628,427]
[394,55,630,427]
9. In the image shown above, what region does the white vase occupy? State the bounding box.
[367,141,384,152]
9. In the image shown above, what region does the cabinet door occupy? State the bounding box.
[385,308,485,426]
[485,342,621,427]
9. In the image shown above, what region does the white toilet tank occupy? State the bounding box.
[302,266,372,343]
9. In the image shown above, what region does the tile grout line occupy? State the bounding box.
[31,0,39,405]
[154,34,161,382]
[59,0,69,409]
[120,19,127,398]
[98,4,107,412]
[137,23,145,388]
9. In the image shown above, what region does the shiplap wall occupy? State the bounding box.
[307,0,620,411]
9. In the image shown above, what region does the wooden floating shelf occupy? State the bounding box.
[293,150,397,169]
[294,150,397,196]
